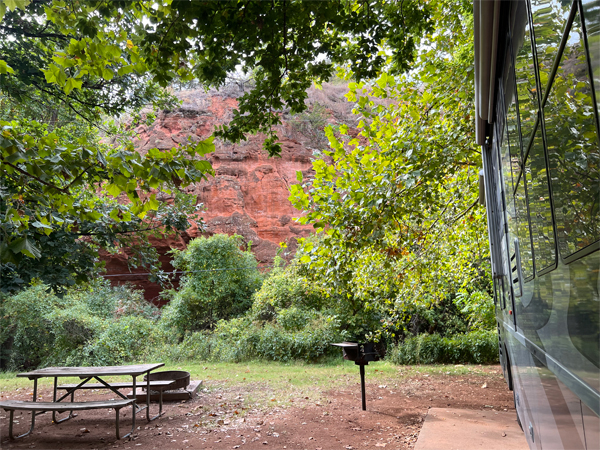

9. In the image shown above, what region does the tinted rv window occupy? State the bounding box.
[581,0,600,110]
[505,37,535,281]
[502,121,518,280]
[544,9,600,258]
[524,124,557,273]
[501,118,516,196]
[515,6,539,151]
[515,174,535,280]
[506,76,523,171]
[531,0,572,95]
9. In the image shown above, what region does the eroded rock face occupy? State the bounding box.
[102,86,340,301]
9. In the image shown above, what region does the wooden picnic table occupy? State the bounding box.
[1,363,165,440]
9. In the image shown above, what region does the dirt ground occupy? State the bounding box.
[0,365,514,450]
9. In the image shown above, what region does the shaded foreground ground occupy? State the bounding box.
[0,365,515,450]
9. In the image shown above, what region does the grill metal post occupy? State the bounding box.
[359,364,366,411]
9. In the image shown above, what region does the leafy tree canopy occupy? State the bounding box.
[0,0,431,271]
[0,0,431,154]
[288,0,492,340]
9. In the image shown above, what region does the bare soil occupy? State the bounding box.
[0,365,514,450]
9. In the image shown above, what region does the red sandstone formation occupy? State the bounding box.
[102,83,353,300]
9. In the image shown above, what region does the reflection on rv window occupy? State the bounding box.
[501,120,518,281]
[515,174,535,280]
[515,7,540,152]
[531,0,572,95]
[581,0,600,111]
[506,68,523,172]
[524,124,556,273]
[544,9,600,258]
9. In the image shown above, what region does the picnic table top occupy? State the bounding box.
[17,363,165,379]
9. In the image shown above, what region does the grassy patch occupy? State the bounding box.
[0,359,497,405]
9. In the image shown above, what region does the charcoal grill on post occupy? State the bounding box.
[331,342,380,411]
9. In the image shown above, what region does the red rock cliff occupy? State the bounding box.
[102,84,353,301]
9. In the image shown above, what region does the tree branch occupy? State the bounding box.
[0,25,68,42]
[2,160,68,193]
[64,164,96,189]
[448,198,479,225]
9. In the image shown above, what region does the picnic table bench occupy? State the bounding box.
[0,399,134,440]
[0,363,164,441]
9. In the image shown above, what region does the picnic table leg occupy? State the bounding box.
[132,376,136,435]
[11,410,37,439]
[115,407,120,440]
[159,389,164,417]
[9,379,38,439]
[52,376,75,424]
[116,404,135,440]
[146,372,150,421]
[146,372,164,422]
[26,379,37,435]
[6,408,35,440]
[8,410,14,439]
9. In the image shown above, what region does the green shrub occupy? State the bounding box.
[0,284,62,370]
[162,234,263,335]
[45,305,106,366]
[246,314,344,362]
[453,290,495,331]
[151,313,347,364]
[250,263,380,343]
[0,280,161,370]
[387,330,499,365]
[277,307,319,331]
[84,316,157,366]
[250,266,323,321]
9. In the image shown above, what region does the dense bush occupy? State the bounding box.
[0,250,496,370]
[452,290,495,331]
[161,234,263,335]
[0,284,63,369]
[0,280,161,370]
[391,296,469,338]
[150,263,348,363]
[84,316,159,366]
[151,314,346,363]
[250,265,324,321]
[387,330,499,365]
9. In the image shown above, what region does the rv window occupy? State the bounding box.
[581,0,600,111]
[544,8,600,259]
[506,72,523,172]
[524,123,557,274]
[514,2,540,152]
[501,115,516,197]
[531,0,572,96]
[515,174,535,280]
[501,120,519,285]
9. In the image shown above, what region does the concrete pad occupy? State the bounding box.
[414,408,529,450]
